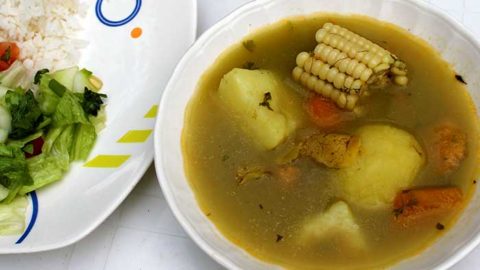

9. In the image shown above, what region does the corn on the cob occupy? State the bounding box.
[292,22,409,110]
[293,67,359,110]
[312,45,374,82]
[296,52,364,91]
[319,23,394,64]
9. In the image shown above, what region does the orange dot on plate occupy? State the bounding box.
[131,27,143,39]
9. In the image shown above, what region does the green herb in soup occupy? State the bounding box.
[182,14,480,269]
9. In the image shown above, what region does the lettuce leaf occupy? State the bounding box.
[0,195,27,235]
[52,92,88,127]
[7,131,42,148]
[51,125,75,162]
[37,74,61,115]
[19,126,73,195]
[89,106,106,133]
[71,124,96,161]
[0,184,8,201]
[0,144,32,203]
[19,153,67,195]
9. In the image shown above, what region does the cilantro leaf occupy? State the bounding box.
[34,69,49,85]
[259,92,273,111]
[5,90,43,139]
[82,88,107,116]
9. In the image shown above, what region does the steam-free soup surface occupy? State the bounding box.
[182,14,479,269]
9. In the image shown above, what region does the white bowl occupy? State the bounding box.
[154,0,480,269]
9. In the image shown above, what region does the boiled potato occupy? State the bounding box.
[301,201,366,250]
[218,69,302,150]
[339,124,425,209]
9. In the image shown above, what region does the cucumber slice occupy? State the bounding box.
[73,69,102,93]
[51,66,79,91]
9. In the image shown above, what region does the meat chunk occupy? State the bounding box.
[301,133,361,168]
[433,124,467,174]
[393,187,463,227]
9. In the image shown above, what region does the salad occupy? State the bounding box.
[0,42,107,234]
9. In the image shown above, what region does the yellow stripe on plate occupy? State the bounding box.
[144,105,158,118]
[117,129,152,143]
[84,155,131,168]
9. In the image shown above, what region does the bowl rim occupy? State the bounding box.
[154,0,480,269]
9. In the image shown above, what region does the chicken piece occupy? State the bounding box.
[301,133,361,168]
[433,124,467,174]
[300,201,366,251]
[393,187,463,227]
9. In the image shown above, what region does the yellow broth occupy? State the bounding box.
[182,14,480,269]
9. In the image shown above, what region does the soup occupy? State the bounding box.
[182,14,480,269]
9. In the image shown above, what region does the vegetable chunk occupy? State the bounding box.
[218,69,302,150]
[307,95,352,129]
[0,196,27,235]
[301,201,366,250]
[393,187,462,227]
[339,125,425,209]
[292,23,409,110]
[0,42,20,72]
[432,124,467,174]
[301,133,360,168]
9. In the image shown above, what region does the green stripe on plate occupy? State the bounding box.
[144,105,158,118]
[84,155,131,168]
[117,129,152,143]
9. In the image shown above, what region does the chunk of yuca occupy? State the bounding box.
[339,125,425,209]
[300,201,366,251]
[292,22,408,110]
[218,69,303,150]
[393,187,463,227]
[301,133,361,168]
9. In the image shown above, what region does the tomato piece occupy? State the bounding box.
[24,137,44,159]
[0,42,20,72]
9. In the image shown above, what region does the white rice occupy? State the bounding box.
[0,0,88,82]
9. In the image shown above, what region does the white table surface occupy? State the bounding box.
[2,0,480,269]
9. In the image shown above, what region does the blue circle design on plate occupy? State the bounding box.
[96,0,142,27]
[15,191,38,244]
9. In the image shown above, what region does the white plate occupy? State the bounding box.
[154,0,480,269]
[0,0,197,253]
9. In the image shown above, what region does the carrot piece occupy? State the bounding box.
[393,187,463,227]
[0,42,20,71]
[307,95,349,129]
